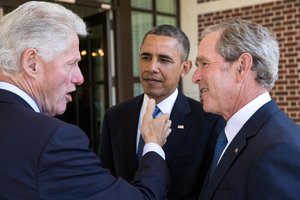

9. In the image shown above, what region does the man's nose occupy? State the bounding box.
[147,59,160,73]
[73,66,84,85]
[192,67,201,84]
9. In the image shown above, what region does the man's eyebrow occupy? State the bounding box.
[158,54,175,63]
[195,55,209,62]
[195,57,202,64]
[196,55,204,61]
[140,52,152,56]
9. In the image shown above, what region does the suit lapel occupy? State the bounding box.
[112,95,143,179]
[126,96,144,171]
[163,92,192,163]
[200,100,280,199]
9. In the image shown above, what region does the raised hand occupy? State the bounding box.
[141,99,172,146]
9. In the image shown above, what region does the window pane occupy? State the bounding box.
[131,11,153,77]
[156,15,177,26]
[58,3,100,18]
[131,0,152,9]
[156,0,176,14]
[134,83,143,96]
[98,0,111,3]
[89,24,105,82]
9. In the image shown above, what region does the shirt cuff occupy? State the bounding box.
[143,142,165,160]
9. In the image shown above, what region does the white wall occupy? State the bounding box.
[180,0,278,101]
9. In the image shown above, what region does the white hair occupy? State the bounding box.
[0,1,87,73]
[200,19,279,90]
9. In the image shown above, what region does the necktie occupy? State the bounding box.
[209,129,227,179]
[137,106,161,160]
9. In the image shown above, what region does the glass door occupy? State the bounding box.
[58,12,110,153]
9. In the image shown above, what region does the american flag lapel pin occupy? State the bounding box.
[235,148,239,153]
[177,125,184,129]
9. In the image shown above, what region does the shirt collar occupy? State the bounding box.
[225,92,271,143]
[0,81,41,112]
[136,89,178,149]
[141,88,178,116]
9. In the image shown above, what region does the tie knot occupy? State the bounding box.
[152,106,161,118]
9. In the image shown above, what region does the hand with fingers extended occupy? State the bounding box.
[141,99,172,147]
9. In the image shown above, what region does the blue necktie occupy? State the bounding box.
[137,106,161,160]
[209,129,227,179]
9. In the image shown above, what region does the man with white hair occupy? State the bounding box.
[0,1,171,199]
[193,19,300,200]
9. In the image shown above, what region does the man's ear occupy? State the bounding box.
[235,53,253,82]
[20,48,38,77]
[181,60,192,78]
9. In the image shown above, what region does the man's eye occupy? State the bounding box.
[200,62,208,68]
[140,56,151,60]
[159,57,173,63]
[160,58,170,63]
[70,62,78,67]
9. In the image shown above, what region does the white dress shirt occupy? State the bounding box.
[137,88,178,160]
[0,81,40,112]
[218,92,271,162]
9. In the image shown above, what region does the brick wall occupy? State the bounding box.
[197,0,300,124]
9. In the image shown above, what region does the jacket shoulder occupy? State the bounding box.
[105,95,143,115]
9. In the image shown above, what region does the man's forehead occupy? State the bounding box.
[143,34,178,46]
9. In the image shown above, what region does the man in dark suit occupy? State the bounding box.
[0,2,172,199]
[99,25,224,200]
[193,19,300,200]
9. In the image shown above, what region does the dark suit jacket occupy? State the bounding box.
[100,92,225,200]
[0,89,169,200]
[199,100,300,200]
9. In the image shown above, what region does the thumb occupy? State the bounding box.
[145,98,155,119]
[141,98,156,142]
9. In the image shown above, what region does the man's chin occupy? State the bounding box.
[55,105,67,116]
[144,90,160,98]
[202,102,211,113]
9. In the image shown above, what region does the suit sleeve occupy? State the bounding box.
[37,124,169,200]
[248,142,300,199]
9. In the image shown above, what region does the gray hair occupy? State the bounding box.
[200,19,279,90]
[141,24,190,62]
[0,1,87,73]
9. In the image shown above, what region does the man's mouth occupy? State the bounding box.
[144,76,161,81]
[143,77,162,85]
[66,93,72,102]
[200,88,209,93]
[66,91,75,102]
